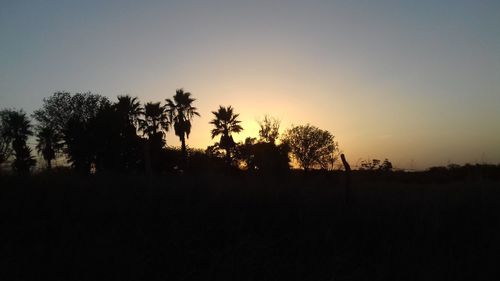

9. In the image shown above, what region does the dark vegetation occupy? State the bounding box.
[1,90,342,174]
[1,90,500,280]
[1,169,499,280]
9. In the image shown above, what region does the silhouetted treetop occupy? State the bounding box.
[31,92,110,173]
[359,158,393,172]
[210,106,243,139]
[33,92,110,133]
[116,95,143,127]
[32,92,110,154]
[1,109,36,173]
[0,110,14,168]
[258,115,280,144]
[283,124,338,171]
[210,106,243,164]
[2,109,33,140]
[139,102,169,140]
[166,88,200,161]
[35,126,57,170]
[236,137,290,173]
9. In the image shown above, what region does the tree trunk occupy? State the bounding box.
[180,134,187,169]
[225,147,231,166]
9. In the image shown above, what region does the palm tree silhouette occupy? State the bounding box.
[116,95,142,129]
[36,126,57,170]
[139,102,169,141]
[0,110,13,168]
[2,109,35,173]
[210,106,243,164]
[114,95,143,171]
[166,89,200,163]
[138,102,169,173]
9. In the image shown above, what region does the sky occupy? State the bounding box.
[1,0,499,169]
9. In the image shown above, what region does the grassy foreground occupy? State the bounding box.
[1,171,499,280]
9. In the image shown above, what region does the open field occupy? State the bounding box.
[1,171,499,280]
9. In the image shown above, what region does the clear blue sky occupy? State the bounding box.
[1,0,499,169]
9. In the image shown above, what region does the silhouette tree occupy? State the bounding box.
[210,106,243,164]
[63,116,93,173]
[116,95,143,128]
[32,92,72,154]
[65,94,110,174]
[380,158,393,172]
[360,158,393,172]
[283,124,337,171]
[35,126,57,170]
[139,102,169,141]
[0,110,13,171]
[60,99,139,174]
[33,92,108,137]
[166,89,200,163]
[1,109,36,174]
[88,104,121,172]
[139,102,169,172]
[236,137,290,173]
[114,95,143,171]
[33,92,110,173]
[360,159,381,170]
[236,137,258,170]
[33,92,73,135]
[258,115,280,144]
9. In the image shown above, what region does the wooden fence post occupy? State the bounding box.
[340,153,351,204]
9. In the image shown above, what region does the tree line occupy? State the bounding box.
[0,90,339,175]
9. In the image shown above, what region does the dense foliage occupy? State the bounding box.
[0,109,36,173]
[283,124,338,171]
[4,89,492,176]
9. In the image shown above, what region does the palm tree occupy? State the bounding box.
[116,95,142,129]
[36,126,57,170]
[138,102,169,141]
[0,110,13,170]
[1,109,35,173]
[166,89,200,162]
[138,102,169,173]
[114,95,143,171]
[210,106,243,164]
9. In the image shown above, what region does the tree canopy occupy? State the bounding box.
[1,91,354,174]
[210,106,243,164]
[258,115,280,144]
[166,89,200,162]
[283,124,338,171]
[1,109,36,173]
[0,110,13,168]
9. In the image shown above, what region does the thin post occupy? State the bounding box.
[340,153,351,204]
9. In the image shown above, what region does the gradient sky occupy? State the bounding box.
[1,0,499,169]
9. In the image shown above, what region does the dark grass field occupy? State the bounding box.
[1,171,499,280]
